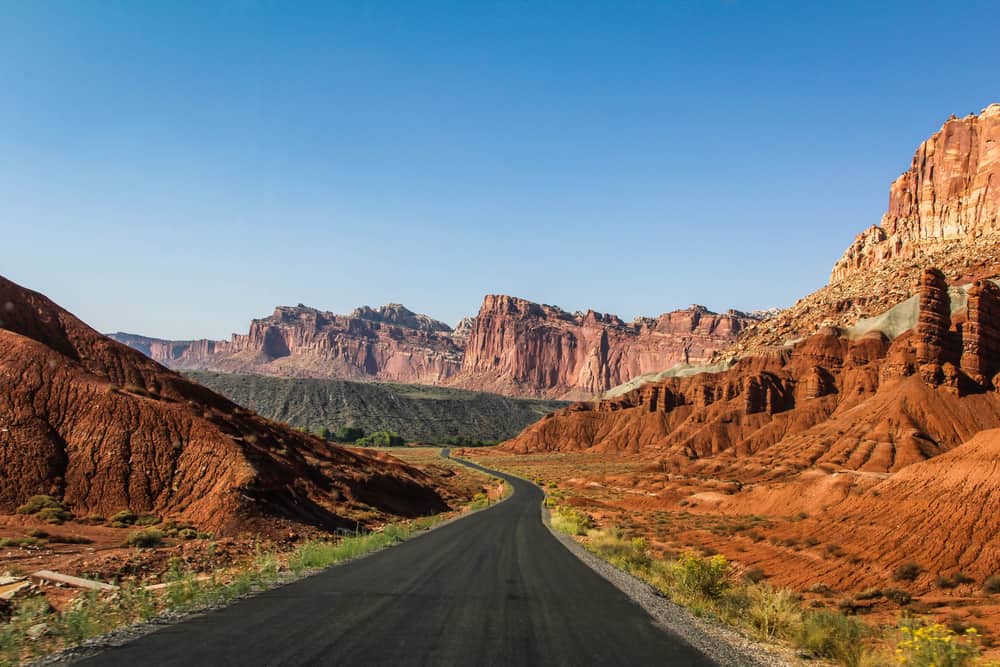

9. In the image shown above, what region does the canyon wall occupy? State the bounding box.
[451,295,754,398]
[111,303,466,386]
[112,298,754,399]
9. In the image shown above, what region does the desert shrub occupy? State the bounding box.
[855,588,882,600]
[587,529,651,573]
[983,574,1000,594]
[109,509,138,527]
[16,495,63,515]
[551,506,592,536]
[894,621,981,667]
[125,528,164,548]
[950,572,974,586]
[745,584,802,640]
[894,562,922,582]
[672,552,729,599]
[883,587,912,605]
[36,506,72,524]
[134,514,160,526]
[808,582,834,596]
[0,537,41,548]
[46,534,93,545]
[178,528,198,540]
[795,609,870,666]
[743,568,767,584]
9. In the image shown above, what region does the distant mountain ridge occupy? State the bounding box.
[110,296,756,399]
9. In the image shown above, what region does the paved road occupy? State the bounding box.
[77,451,715,666]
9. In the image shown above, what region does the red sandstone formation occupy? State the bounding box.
[450,295,754,399]
[831,104,1000,283]
[735,105,1000,355]
[503,269,1000,478]
[0,276,449,536]
[113,297,753,400]
[110,303,465,385]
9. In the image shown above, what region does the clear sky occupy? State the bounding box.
[3,1,998,339]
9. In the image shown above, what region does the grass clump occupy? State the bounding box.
[795,609,871,666]
[587,528,651,572]
[124,528,164,549]
[551,506,592,536]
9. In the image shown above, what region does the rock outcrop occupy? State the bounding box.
[449,295,755,399]
[831,104,1000,283]
[111,304,465,386]
[503,269,1000,477]
[734,104,1000,356]
[113,297,753,399]
[0,276,450,536]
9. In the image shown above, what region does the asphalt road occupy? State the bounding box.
[76,451,716,666]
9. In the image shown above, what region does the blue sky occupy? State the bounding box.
[3,1,998,339]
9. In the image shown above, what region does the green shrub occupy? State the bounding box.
[134,514,160,526]
[16,495,63,515]
[125,528,164,548]
[672,552,729,599]
[178,528,198,540]
[895,621,981,667]
[795,609,870,666]
[587,529,651,573]
[0,536,41,548]
[894,562,922,582]
[551,506,592,536]
[109,509,138,527]
[36,506,72,524]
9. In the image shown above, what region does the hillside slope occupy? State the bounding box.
[186,371,567,444]
[0,275,450,537]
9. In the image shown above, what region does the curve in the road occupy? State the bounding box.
[73,451,717,666]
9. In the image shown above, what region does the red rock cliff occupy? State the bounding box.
[451,295,754,399]
[112,303,465,385]
[2,276,449,535]
[831,104,1000,283]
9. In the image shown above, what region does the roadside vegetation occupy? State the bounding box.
[546,490,996,667]
[0,467,508,667]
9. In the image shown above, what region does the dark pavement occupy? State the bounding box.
[76,451,715,666]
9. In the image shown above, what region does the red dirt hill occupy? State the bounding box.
[0,275,449,536]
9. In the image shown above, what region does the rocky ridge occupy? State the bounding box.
[113,298,753,400]
[0,275,451,536]
[448,296,755,399]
